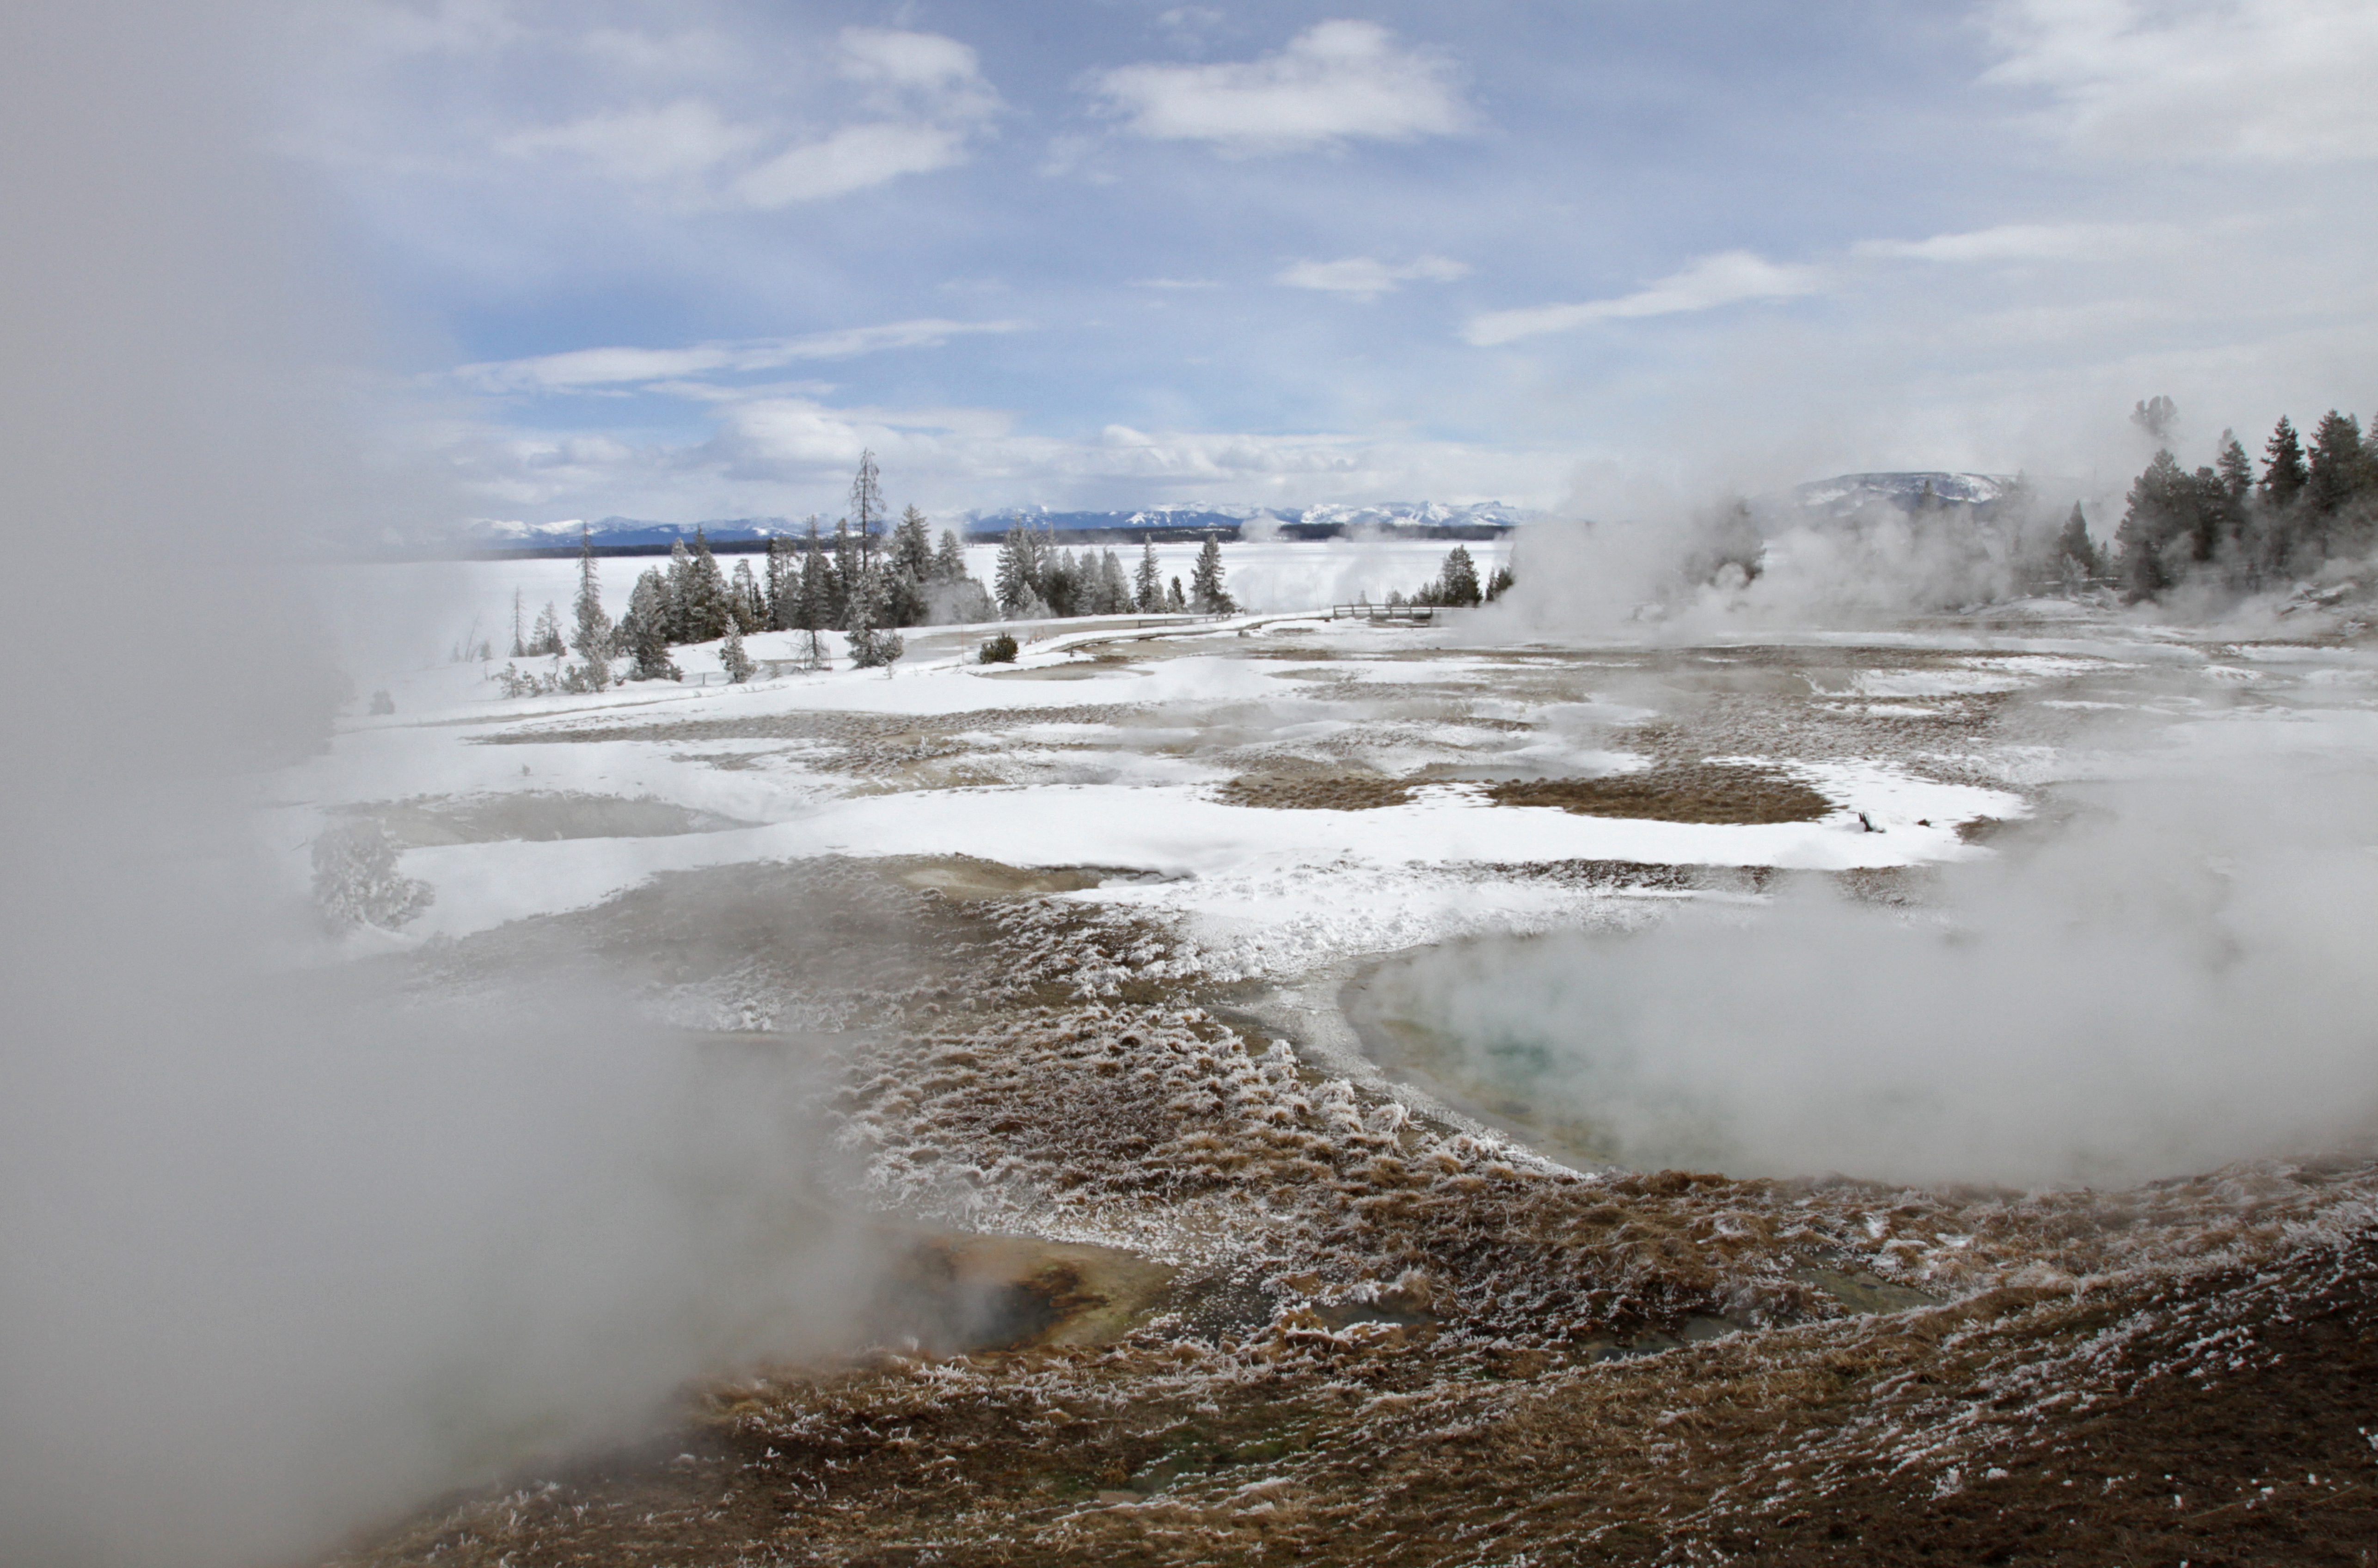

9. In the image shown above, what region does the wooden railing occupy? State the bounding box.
[1327,603,1436,624]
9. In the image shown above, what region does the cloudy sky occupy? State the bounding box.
[278,0,2378,524]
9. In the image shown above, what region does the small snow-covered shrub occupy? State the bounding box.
[557,659,613,694]
[492,662,561,698]
[311,820,433,931]
[978,633,1018,664]
[721,624,756,683]
[849,626,904,669]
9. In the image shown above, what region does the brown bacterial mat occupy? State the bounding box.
[1217,775,1418,810]
[1487,764,1833,824]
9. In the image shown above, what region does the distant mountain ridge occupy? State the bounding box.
[431,479,2019,559]
[452,499,1537,555]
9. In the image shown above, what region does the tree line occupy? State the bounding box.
[993,527,1236,618]
[2110,406,2378,602]
[493,451,1238,695]
[1385,543,1514,608]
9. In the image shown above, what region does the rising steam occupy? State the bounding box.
[0,9,878,1568]
[1368,761,2378,1188]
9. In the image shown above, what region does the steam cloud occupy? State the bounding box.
[0,8,877,1566]
[1371,762,2378,1188]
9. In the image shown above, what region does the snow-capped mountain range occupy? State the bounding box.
[436,478,2021,557]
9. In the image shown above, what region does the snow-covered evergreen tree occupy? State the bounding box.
[844,561,904,669]
[932,528,968,582]
[509,587,527,657]
[1166,576,1186,612]
[729,556,764,633]
[1134,540,1161,611]
[830,518,858,626]
[1189,532,1235,613]
[795,517,832,666]
[1096,549,1131,614]
[528,601,565,657]
[995,525,1039,617]
[570,525,612,689]
[623,568,680,680]
[765,536,794,631]
[683,527,730,641]
[663,540,694,641]
[721,620,755,683]
[849,449,884,563]
[893,505,935,582]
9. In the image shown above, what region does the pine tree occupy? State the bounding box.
[1435,545,1482,606]
[527,601,565,657]
[893,505,935,583]
[884,561,927,628]
[2262,416,2309,509]
[1166,576,1187,612]
[664,539,695,642]
[1189,532,1235,614]
[2306,410,2367,515]
[2114,450,2200,601]
[795,516,832,667]
[729,557,764,633]
[1134,540,1161,611]
[1043,548,1079,617]
[623,569,680,681]
[685,527,730,640]
[933,529,968,582]
[830,518,858,626]
[849,449,884,564]
[2216,431,2254,500]
[843,560,904,670]
[2053,502,2101,587]
[1097,549,1131,615]
[995,525,1038,617]
[721,620,755,683]
[510,586,527,658]
[570,524,612,689]
[1484,564,1515,602]
[765,536,794,631]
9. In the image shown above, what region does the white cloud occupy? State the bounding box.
[1851,221,2165,264]
[733,121,972,206]
[838,27,990,99]
[454,319,1029,393]
[1985,0,2378,163]
[1091,20,1470,153]
[430,398,1575,518]
[498,100,760,184]
[494,26,999,206]
[1464,251,1823,346]
[1275,254,1469,300]
[1131,276,1223,290]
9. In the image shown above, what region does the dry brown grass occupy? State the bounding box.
[1487,764,1832,825]
[1216,774,1418,810]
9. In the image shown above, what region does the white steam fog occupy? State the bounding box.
[0,9,883,1568]
[1366,759,2378,1188]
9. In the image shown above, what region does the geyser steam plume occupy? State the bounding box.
[0,9,876,1567]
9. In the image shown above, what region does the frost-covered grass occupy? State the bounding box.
[309,591,2378,1566]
